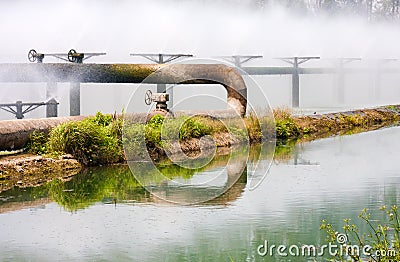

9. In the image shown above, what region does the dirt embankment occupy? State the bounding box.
[293,105,400,141]
[0,105,399,192]
[0,154,82,192]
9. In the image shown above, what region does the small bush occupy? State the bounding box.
[274,108,300,139]
[145,115,212,144]
[47,113,123,166]
[26,131,48,154]
[145,114,164,146]
[123,123,147,160]
[228,126,249,141]
[87,111,113,127]
[178,117,211,140]
[244,111,262,142]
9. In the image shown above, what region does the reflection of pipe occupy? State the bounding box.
[129,147,249,205]
[0,63,247,116]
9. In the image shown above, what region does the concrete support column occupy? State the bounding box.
[292,58,300,108]
[70,82,80,116]
[46,98,58,118]
[278,56,320,108]
[157,83,166,93]
[16,101,23,119]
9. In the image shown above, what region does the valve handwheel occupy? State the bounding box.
[68,49,77,63]
[145,90,153,105]
[28,49,37,62]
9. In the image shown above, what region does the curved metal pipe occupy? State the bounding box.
[0,63,247,116]
[0,63,247,151]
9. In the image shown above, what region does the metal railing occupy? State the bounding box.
[0,98,58,119]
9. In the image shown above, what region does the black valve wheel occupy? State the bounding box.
[28,49,37,62]
[68,49,77,63]
[145,90,153,105]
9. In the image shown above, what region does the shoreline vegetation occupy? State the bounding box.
[0,104,399,191]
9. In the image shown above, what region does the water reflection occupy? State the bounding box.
[0,128,399,261]
[128,146,250,204]
[1,144,262,211]
[0,130,391,212]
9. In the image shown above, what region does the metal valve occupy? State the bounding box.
[27,49,105,64]
[144,90,169,111]
[144,90,171,121]
[67,49,84,63]
[28,49,44,63]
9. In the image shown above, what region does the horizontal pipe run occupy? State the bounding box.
[0,116,86,151]
[0,63,247,151]
[0,63,247,117]
[242,67,400,75]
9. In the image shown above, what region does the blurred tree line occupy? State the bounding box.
[253,0,400,21]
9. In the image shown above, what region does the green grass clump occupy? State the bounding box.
[145,114,164,146]
[385,105,399,113]
[26,131,49,154]
[339,114,367,127]
[273,108,300,139]
[47,112,124,166]
[142,114,212,145]
[173,116,212,140]
[86,111,113,127]
[124,114,214,158]
[244,112,262,142]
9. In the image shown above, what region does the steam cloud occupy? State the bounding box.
[0,0,399,119]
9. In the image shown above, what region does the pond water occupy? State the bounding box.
[0,126,399,261]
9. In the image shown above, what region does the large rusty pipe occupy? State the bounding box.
[0,63,246,115]
[0,116,86,151]
[0,63,247,151]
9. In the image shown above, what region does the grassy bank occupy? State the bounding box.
[26,112,267,165]
[26,112,124,166]
[23,105,400,166]
[275,105,400,141]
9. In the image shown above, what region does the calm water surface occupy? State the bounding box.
[0,127,399,261]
